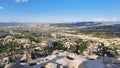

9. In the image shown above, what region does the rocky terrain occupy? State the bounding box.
[0,23,120,68]
[1,50,120,68]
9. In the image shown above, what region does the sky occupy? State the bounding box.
[0,0,120,23]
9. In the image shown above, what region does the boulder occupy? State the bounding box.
[2,57,8,62]
[55,58,68,67]
[27,62,37,68]
[45,63,63,68]
[67,60,82,68]
[56,57,84,68]
[86,55,99,60]
[52,50,59,55]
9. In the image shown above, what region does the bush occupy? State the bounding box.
[79,42,90,53]
[69,45,76,52]
[43,41,67,53]
[43,46,54,53]
[1,41,20,53]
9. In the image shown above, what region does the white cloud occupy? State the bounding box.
[0,6,3,10]
[111,17,117,21]
[89,17,119,25]
[93,18,109,21]
[90,17,119,22]
[91,18,109,21]
[90,17,118,21]
[16,0,28,3]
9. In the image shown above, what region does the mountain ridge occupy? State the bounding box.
[0,21,120,26]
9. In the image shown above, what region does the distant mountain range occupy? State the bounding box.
[0,22,119,27]
[50,22,102,27]
[113,24,120,26]
[0,22,28,26]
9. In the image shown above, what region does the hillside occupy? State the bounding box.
[50,22,102,27]
[80,25,120,38]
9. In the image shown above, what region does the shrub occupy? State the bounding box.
[79,42,90,53]
[69,45,76,52]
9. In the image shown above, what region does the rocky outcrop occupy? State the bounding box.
[78,60,105,68]
[103,57,120,64]
[105,64,120,68]
[2,50,120,68]
[4,63,22,68]
[45,63,63,68]
[86,54,99,60]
